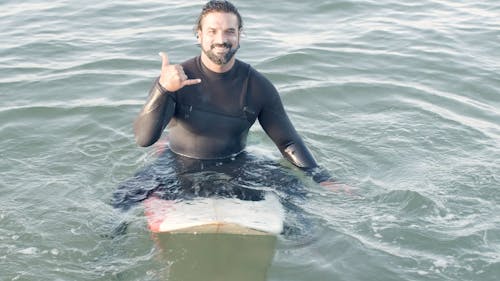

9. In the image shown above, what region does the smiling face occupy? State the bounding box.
[197,12,241,73]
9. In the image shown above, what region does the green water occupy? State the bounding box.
[155,233,276,281]
[1,0,499,280]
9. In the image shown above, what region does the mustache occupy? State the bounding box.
[211,42,232,49]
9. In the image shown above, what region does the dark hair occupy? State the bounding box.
[194,0,243,34]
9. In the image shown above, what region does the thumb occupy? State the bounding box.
[158,52,169,69]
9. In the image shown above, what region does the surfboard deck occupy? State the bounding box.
[144,193,284,281]
[144,193,284,234]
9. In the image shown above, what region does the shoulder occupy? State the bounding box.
[241,61,267,82]
[237,61,281,109]
[239,61,277,93]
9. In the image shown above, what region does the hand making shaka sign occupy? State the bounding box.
[158,52,201,92]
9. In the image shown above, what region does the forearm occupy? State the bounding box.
[260,112,333,182]
[282,142,317,169]
[134,78,176,147]
[281,142,333,183]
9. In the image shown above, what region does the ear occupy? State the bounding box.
[197,29,202,44]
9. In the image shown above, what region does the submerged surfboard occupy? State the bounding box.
[144,192,284,281]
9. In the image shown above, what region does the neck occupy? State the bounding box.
[200,52,235,73]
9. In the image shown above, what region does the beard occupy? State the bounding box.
[202,42,240,65]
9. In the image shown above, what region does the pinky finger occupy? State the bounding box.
[183,79,202,86]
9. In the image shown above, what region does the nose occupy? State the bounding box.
[214,30,226,44]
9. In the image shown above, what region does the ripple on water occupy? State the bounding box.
[374,189,446,217]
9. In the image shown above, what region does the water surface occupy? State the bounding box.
[1,1,499,280]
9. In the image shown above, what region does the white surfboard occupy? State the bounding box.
[144,192,284,281]
[144,192,284,234]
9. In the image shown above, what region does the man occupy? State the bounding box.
[131,0,335,202]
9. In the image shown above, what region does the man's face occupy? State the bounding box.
[198,12,240,65]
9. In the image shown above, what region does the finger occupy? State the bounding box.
[182,79,202,86]
[174,64,184,73]
[159,52,169,70]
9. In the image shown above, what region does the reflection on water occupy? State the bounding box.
[155,233,277,281]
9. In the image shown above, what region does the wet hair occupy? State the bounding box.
[194,0,243,34]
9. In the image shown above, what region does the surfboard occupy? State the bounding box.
[144,192,284,281]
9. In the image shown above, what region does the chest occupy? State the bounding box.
[177,77,246,116]
[173,77,258,134]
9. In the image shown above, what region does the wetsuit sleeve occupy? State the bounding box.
[256,84,316,166]
[133,77,176,147]
[255,79,333,183]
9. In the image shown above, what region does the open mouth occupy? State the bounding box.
[212,43,232,50]
[214,47,229,53]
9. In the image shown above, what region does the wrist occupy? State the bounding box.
[155,77,175,95]
[304,166,333,183]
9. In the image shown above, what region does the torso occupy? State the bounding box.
[168,57,261,159]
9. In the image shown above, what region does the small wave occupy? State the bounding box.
[400,97,500,141]
[0,98,143,113]
[374,189,446,217]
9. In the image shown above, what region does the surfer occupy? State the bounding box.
[111,0,347,212]
[136,0,332,179]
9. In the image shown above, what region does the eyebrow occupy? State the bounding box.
[205,27,238,32]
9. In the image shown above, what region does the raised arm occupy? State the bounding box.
[134,52,201,147]
[133,79,176,147]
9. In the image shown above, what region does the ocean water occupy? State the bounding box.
[1,0,499,280]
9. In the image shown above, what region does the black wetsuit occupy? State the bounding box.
[112,57,331,211]
[134,56,320,169]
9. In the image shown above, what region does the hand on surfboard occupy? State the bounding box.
[153,136,169,156]
[158,52,201,92]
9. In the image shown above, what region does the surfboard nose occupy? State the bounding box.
[144,192,284,281]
